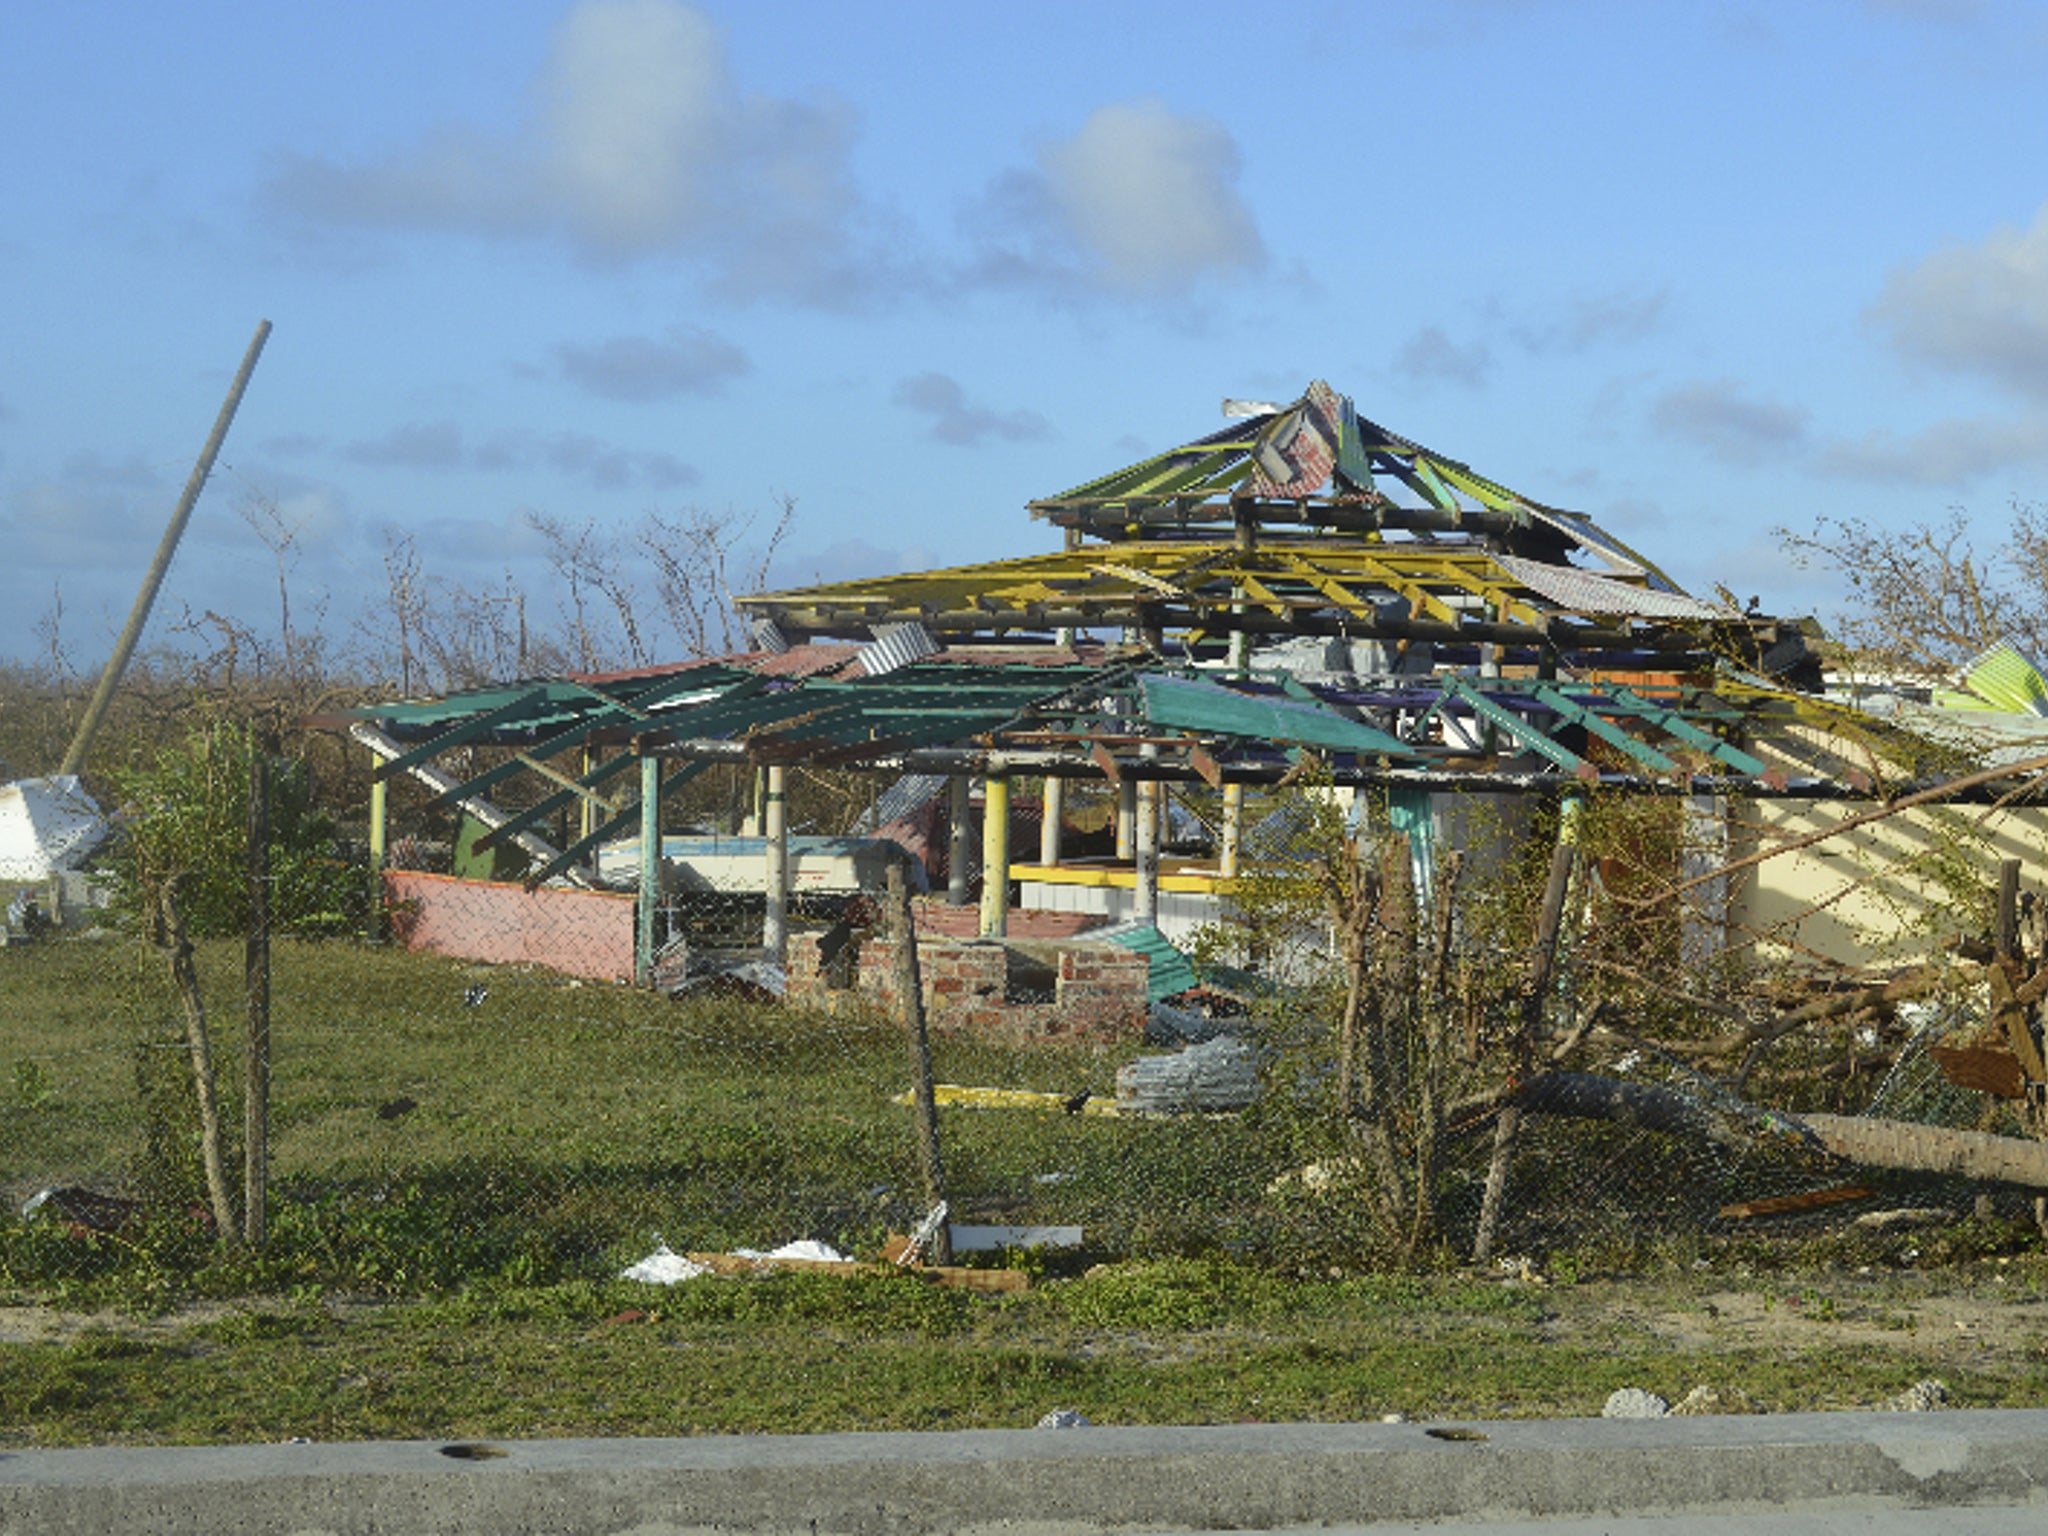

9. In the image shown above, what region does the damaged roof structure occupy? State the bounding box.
[324,380,2048,983]
[312,379,2048,1247]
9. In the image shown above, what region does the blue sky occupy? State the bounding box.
[4,0,2047,670]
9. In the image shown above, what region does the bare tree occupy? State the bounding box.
[1780,502,2048,676]
[378,531,428,696]
[237,489,315,681]
[638,493,796,658]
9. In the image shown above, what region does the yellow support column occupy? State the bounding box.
[979,773,1010,939]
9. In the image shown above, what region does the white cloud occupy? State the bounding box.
[554,326,749,401]
[1820,410,2048,485]
[1872,201,2048,398]
[1393,325,1491,388]
[341,419,696,489]
[1649,379,1810,466]
[968,99,1265,297]
[1511,290,1667,355]
[893,373,1051,447]
[261,0,887,305]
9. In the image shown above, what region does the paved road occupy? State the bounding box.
[5,1411,2047,1534]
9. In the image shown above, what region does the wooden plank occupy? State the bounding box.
[1718,1185,1875,1220]
[1930,1043,2028,1100]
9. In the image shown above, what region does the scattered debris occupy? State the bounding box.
[620,1235,1029,1293]
[1601,1388,1671,1419]
[1116,1035,1260,1115]
[1669,1385,1763,1416]
[1853,1207,1958,1231]
[899,1085,1120,1116]
[1036,1410,1092,1429]
[1143,1000,1233,1047]
[1881,1379,1949,1412]
[948,1225,1082,1253]
[21,1185,142,1235]
[895,1203,949,1266]
[462,984,489,1008]
[663,956,787,1001]
[0,775,111,883]
[1267,1158,1365,1196]
[619,1244,712,1284]
[5,889,52,941]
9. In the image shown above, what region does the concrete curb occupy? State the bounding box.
[5,1411,2048,1535]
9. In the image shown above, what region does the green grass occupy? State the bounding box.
[7,1264,2048,1447]
[9,930,2048,1445]
[2,933,1327,1304]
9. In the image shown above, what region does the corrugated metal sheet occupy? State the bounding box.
[1093,922,1199,1003]
[858,622,941,677]
[1140,674,1418,757]
[1494,555,1734,621]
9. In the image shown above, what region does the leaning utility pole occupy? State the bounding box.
[58,319,272,777]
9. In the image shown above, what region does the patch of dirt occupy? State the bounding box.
[0,1298,314,1346]
[1540,1267,2048,1381]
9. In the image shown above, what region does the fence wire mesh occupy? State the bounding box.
[2,762,2035,1299]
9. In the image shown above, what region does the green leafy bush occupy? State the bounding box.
[102,717,363,938]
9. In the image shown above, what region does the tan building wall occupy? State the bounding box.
[1718,718,2048,966]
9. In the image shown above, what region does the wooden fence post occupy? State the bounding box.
[1473,839,1577,1264]
[888,859,951,1265]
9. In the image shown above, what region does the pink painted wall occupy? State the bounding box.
[383,870,637,982]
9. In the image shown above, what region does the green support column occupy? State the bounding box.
[636,752,661,987]
[979,773,1010,939]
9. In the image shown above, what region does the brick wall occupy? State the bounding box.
[787,928,1149,1043]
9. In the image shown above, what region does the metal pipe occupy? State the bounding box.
[61,320,271,776]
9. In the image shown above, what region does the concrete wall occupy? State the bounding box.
[383,870,637,982]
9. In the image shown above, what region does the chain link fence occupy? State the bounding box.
[3,759,2033,1299]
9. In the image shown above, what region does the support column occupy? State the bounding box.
[979,773,1010,939]
[367,768,387,940]
[1039,775,1064,868]
[1116,779,1136,860]
[581,746,598,876]
[1134,761,1160,927]
[1220,783,1243,880]
[947,775,973,906]
[763,764,788,965]
[636,752,660,987]
[1221,611,1248,880]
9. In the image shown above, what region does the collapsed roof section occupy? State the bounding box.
[739,381,1807,681]
[1030,379,1674,585]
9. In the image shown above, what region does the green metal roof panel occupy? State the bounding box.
[1097,924,1199,1004]
[1140,674,1420,758]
